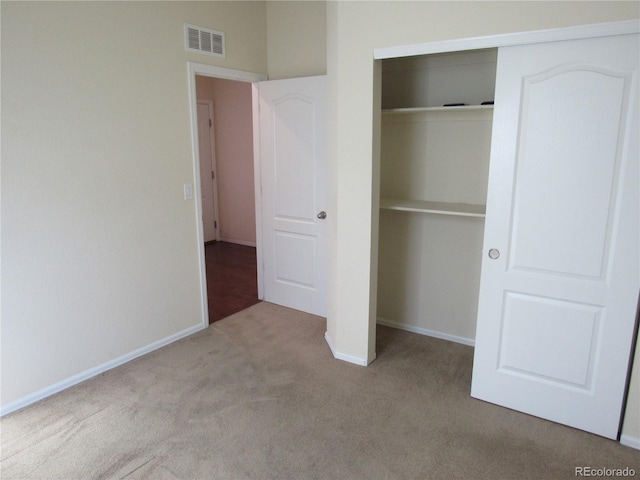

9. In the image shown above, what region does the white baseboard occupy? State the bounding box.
[0,323,206,417]
[219,237,257,248]
[620,434,640,450]
[324,331,372,366]
[377,317,475,347]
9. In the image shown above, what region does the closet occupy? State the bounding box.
[375,27,639,440]
[377,49,497,345]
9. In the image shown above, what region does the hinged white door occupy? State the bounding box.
[472,33,639,439]
[197,101,219,243]
[258,76,327,317]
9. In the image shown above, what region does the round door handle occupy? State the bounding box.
[488,248,500,259]
[317,211,327,220]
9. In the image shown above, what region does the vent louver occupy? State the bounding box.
[185,24,225,57]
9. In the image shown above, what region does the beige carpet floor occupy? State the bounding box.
[1,302,638,479]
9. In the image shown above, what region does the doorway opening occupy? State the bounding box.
[204,241,259,323]
[188,63,266,326]
[375,49,497,349]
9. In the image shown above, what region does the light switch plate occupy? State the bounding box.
[184,183,193,200]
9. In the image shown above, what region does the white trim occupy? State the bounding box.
[252,83,264,300]
[620,434,640,450]
[188,66,211,329]
[187,63,267,327]
[196,99,221,242]
[219,237,257,248]
[324,331,372,366]
[377,317,475,347]
[188,63,266,83]
[374,20,639,59]
[0,323,205,417]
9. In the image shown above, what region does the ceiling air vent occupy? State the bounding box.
[185,24,225,58]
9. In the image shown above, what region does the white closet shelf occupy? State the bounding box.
[380,198,486,217]
[382,105,493,114]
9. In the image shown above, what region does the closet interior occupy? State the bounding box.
[376,48,498,346]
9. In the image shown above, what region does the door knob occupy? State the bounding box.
[488,248,500,259]
[317,211,327,219]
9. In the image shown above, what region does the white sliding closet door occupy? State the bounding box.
[471,33,639,439]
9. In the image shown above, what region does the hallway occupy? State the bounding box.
[205,241,260,323]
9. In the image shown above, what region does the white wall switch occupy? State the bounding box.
[183,183,193,200]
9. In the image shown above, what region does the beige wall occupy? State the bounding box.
[195,76,256,246]
[325,0,639,440]
[1,1,267,408]
[266,0,327,79]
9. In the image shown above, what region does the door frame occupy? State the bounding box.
[373,19,639,59]
[187,63,267,327]
[369,21,639,363]
[196,99,220,243]
[372,19,639,346]
[370,19,639,442]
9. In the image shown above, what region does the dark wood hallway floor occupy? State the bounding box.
[205,241,260,324]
